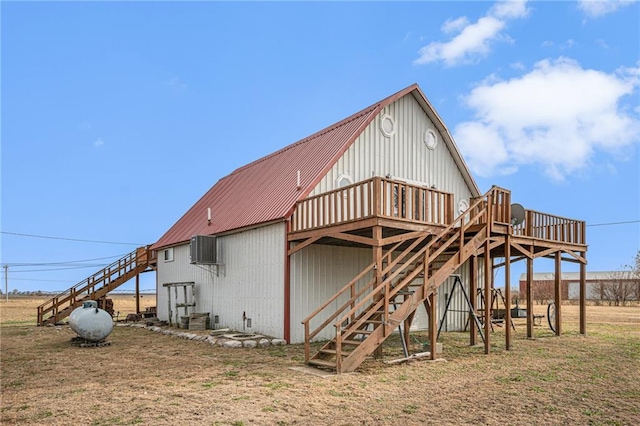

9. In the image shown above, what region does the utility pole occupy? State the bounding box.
[3,265,8,303]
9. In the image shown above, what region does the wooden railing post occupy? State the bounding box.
[373,177,381,217]
[335,325,342,373]
[304,322,310,363]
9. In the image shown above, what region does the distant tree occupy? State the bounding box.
[532,278,555,305]
[633,251,640,302]
[596,269,635,306]
[510,288,520,305]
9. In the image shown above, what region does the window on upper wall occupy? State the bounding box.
[336,173,353,189]
[164,248,174,262]
[337,174,353,199]
[380,114,396,138]
[424,129,438,150]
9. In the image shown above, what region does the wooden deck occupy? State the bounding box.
[289,178,588,373]
[289,177,453,244]
[289,177,586,253]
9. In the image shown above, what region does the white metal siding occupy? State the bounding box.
[156,223,285,338]
[296,93,479,335]
[290,244,374,343]
[311,94,474,209]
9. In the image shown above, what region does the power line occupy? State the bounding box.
[1,231,145,246]
[587,220,640,227]
[9,264,110,273]
[6,253,127,267]
[7,277,77,283]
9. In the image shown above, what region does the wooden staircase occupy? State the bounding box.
[37,246,156,326]
[302,187,504,373]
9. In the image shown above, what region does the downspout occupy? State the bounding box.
[284,219,291,343]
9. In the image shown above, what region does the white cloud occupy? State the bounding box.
[541,40,554,48]
[414,0,529,66]
[491,0,529,18]
[578,0,637,18]
[441,16,469,34]
[454,58,640,180]
[595,38,609,49]
[94,138,104,148]
[510,61,526,70]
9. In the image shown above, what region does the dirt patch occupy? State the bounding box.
[1,299,639,425]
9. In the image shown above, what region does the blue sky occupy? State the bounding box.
[1,0,639,293]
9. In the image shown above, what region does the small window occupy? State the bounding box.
[336,173,353,188]
[424,129,438,150]
[458,199,469,214]
[164,248,174,262]
[380,114,396,138]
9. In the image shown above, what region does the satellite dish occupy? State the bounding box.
[511,203,525,226]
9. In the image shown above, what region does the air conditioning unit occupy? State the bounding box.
[190,235,217,264]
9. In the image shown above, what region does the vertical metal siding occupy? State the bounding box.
[156,245,212,322]
[311,94,473,211]
[290,245,373,343]
[305,94,478,333]
[156,223,285,338]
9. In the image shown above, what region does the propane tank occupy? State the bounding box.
[69,300,114,342]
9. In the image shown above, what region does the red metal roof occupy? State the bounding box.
[152,84,478,249]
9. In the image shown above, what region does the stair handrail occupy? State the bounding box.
[334,186,505,335]
[301,241,403,361]
[37,246,152,324]
[302,235,432,361]
[303,186,510,368]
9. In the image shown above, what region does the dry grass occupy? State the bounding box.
[1,297,639,425]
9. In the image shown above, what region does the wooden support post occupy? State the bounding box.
[484,242,491,354]
[135,274,140,316]
[167,286,172,326]
[554,251,562,336]
[428,291,437,360]
[504,235,511,350]
[174,286,179,325]
[469,255,478,346]
[183,285,188,318]
[580,251,587,335]
[526,254,534,339]
[404,312,415,352]
[373,226,383,359]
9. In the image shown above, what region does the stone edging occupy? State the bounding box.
[116,323,287,348]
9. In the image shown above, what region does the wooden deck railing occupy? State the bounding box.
[301,185,499,366]
[514,210,586,245]
[291,178,585,247]
[469,186,511,226]
[291,177,454,233]
[36,246,154,325]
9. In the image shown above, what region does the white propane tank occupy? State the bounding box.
[69,300,114,342]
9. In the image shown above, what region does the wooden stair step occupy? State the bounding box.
[346,329,373,335]
[308,359,337,369]
[340,339,364,346]
[320,349,351,356]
